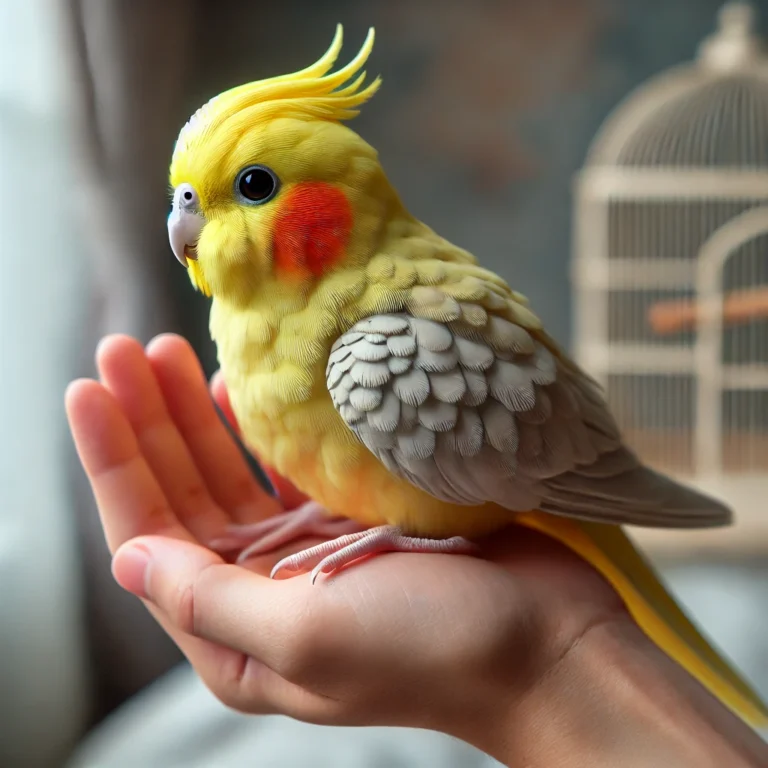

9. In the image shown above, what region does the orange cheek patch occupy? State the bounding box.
[272,182,353,277]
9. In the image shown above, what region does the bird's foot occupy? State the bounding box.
[270,525,478,584]
[209,500,365,564]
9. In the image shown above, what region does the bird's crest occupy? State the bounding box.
[174,25,380,156]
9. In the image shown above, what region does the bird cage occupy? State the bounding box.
[572,1,768,544]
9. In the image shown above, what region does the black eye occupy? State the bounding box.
[236,165,279,204]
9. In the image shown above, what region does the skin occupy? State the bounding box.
[65,334,768,767]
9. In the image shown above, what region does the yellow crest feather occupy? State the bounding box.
[173,25,380,160]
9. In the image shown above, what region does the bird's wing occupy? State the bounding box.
[326,312,731,528]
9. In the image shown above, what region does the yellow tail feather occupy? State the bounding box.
[515,512,768,728]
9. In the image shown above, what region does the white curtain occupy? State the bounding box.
[0,0,90,765]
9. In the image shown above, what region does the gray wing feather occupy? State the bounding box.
[327,313,731,528]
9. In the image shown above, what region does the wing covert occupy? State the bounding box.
[326,312,730,528]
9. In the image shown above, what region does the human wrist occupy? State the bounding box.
[453,617,768,767]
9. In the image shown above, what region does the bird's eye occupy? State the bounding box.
[235,165,279,205]
[177,182,199,209]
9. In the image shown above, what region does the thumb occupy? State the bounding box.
[111,536,311,669]
[111,536,328,720]
[111,537,224,635]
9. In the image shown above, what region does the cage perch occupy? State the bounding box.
[648,287,768,334]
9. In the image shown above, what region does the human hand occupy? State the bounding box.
[65,334,767,767]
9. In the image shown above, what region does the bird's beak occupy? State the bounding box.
[168,186,205,267]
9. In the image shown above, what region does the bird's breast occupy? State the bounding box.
[215,304,512,537]
[221,360,506,535]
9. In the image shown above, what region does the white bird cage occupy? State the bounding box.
[572,1,768,549]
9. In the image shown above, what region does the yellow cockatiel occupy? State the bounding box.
[167,26,768,727]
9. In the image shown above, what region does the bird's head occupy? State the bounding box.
[168,25,404,306]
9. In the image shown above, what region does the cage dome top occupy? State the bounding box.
[588,2,768,168]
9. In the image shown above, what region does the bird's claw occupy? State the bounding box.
[269,525,478,583]
[209,500,364,563]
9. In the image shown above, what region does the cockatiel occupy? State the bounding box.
[167,25,768,727]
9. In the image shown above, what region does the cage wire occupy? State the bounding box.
[572,1,768,521]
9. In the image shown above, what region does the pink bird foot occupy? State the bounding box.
[209,500,365,564]
[270,525,478,584]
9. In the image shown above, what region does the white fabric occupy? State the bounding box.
[67,664,501,768]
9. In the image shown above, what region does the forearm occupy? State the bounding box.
[461,619,768,767]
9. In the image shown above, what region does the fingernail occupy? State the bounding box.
[112,543,151,599]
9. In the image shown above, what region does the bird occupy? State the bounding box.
[166,24,768,726]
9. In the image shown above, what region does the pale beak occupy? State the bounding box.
[168,183,205,267]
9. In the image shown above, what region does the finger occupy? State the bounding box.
[147,336,281,524]
[65,379,240,701]
[113,537,337,718]
[65,379,194,551]
[210,371,310,513]
[96,335,229,541]
[262,468,309,511]
[210,370,239,434]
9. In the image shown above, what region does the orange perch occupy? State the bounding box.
[649,287,768,335]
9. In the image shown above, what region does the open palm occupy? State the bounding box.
[65,333,629,734]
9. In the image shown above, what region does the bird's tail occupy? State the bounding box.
[515,511,768,728]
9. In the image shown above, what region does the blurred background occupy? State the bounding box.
[1,0,767,765]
